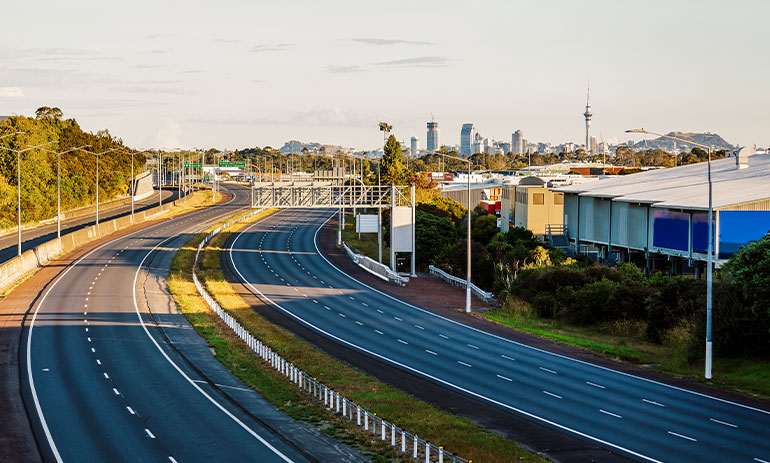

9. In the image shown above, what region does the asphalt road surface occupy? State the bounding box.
[0,189,179,265]
[21,188,363,463]
[227,208,770,463]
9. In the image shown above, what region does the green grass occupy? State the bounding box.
[168,211,543,463]
[340,211,390,267]
[484,300,770,401]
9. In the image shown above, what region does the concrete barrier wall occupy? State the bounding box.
[0,195,187,294]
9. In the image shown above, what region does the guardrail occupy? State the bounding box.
[0,194,187,295]
[192,211,469,463]
[428,265,495,303]
[342,242,409,286]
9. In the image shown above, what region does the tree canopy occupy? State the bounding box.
[380,134,409,185]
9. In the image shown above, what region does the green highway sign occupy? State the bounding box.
[218,161,246,168]
[184,162,203,168]
[203,175,210,182]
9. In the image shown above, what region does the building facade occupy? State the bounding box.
[426,120,439,152]
[512,130,524,155]
[410,136,419,158]
[460,123,475,156]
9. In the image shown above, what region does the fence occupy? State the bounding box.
[193,211,469,463]
[428,265,495,303]
[342,242,409,286]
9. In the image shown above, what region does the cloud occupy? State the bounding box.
[352,38,433,46]
[213,38,240,44]
[0,86,24,98]
[148,118,182,150]
[111,85,197,96]
[374,56,451,68]
[250,43,293,53]
[325,64,363,74]
[290,106,369,127]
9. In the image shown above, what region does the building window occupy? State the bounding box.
[533,193,544,205]
[554,194,564,205]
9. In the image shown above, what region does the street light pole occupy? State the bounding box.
[41,145,91,238]
[0,140,56,256]
[626,128,714,379]
[441,152,474,313]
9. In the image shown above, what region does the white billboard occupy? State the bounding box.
[356,214,380,233]
[391,206,413,252]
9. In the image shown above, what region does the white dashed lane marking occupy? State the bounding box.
[497,374,513,382]
[543,390,562,399]
[667,431,697,442]
[600,409,622,419]
[709,418,737,428]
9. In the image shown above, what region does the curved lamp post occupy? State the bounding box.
[436,152,473,313]
[626,128,714,379]
[40,144,91,238]
[80,147,121,229]
[0,139,57,256]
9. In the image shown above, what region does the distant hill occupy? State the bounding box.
[279,140,322,154]
[633,132,734,151]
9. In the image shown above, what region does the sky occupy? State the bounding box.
[1,0,768,152]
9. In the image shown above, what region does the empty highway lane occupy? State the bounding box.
[22,187,328,463]
[227,208,770,463]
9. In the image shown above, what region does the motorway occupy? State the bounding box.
[22,186,362,463]
[0,189,178,265]
[227,208,770,463]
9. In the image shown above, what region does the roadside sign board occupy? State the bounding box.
[184,162,203,168]
[356,214,380,233]
[218,161,246,168]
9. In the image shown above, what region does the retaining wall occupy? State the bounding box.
[0,199,179,294]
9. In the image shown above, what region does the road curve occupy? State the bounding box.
[226,208,770,463]
[21,187,342,463]
[0,189,179,265]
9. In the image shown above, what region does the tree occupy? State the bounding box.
[35,106,63,120]
[415,210,457,268]
[381,134,409,185]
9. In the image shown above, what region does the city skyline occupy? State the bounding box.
[1,0,768,151]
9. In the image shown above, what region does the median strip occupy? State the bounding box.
[168,208,541,463]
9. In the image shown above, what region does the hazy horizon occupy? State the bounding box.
[1,0,768,151]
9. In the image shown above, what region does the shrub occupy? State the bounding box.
[646,277,705,343]
[569,278,620,325]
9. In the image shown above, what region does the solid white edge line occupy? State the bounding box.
[133,210,295,462]
[300,211,770,417]
[227,213,663,463]
[26,187,250,463]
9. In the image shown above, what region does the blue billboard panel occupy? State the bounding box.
[718,211,770,258]
[653,210,689,251]
[692,212,715,254]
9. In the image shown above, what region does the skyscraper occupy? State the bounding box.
[460,123,475,156]
[426,117,439,152]
[512,130,524,155]
[410,136,420,158]
[584,84,592,154]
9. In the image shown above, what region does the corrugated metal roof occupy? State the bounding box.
[554,154,770,210]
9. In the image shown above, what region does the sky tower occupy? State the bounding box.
[584,84,592,154]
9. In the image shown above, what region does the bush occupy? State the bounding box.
[646,277,705,343]
[569,278,620,325]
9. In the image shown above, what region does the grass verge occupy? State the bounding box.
[341,211,390,267]
[168,210,543,463]
[483,301,770,401]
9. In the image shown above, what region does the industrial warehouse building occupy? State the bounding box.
[555,148,770,272]
[500,176,565,236]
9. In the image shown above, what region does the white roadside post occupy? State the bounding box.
[626,128,715,379]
